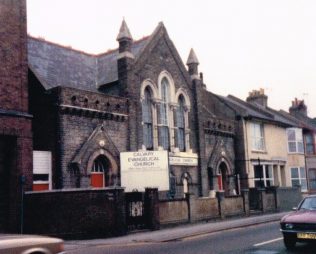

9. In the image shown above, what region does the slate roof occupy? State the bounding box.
[278,109,316,130]
[28,36,149,92]
[217,94,297,127]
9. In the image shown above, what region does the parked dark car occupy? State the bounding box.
[0,234,64,254]
[280,195,316,249]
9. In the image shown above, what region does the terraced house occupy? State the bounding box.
[278,99,316,193]
[220,90,307,194]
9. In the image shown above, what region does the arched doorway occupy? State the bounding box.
[91,155,111,188]
[218,162,229,195]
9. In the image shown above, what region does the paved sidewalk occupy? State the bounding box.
[65,211,288,251]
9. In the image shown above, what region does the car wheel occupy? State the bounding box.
[284,234,296,250]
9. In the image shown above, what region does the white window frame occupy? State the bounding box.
[305,133,315,155]
[33,151,52,190]
[251,122,265,151]
[290,167,307,192]
[158,77,170,150]
[140,79,158,150]
[287,128,304,154]
[253,164,274,187]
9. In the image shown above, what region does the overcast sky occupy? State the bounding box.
[27,0,316,117]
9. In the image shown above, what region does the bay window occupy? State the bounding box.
[291,167,307,191]
[287,128,304,153]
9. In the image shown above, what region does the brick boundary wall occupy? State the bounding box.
[276,187,302,211]
[23,188,126,239]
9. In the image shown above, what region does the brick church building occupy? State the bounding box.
[28,20,238,198]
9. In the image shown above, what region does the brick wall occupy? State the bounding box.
[190,196,219,222]
[0,0,28,112]
[222,196,244,217]
[53,87,129,188]
[24,188,126,239]
[159,199,189,225]
[0,0,33,233]
[277,187,302,211]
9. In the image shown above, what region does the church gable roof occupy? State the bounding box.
[132,22,192,88]
[28,36,149,91]
[28,22,192,93]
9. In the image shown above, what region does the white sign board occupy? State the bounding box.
[169,156,198,166]
[120,151,169,192]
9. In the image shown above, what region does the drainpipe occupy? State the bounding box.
[20,174,25,234]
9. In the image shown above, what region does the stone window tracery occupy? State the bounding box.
[176,95,186,151]
[140,71,191,152]
[142,87,153,150]
[158,77,170,150]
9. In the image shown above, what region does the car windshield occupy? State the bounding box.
[299,197,316,210]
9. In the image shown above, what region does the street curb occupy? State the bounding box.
[159,213,286,242]
[65,212,288,249]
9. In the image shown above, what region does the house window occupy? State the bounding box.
[142,87,153,150]
[291,167,307,191]
[158,77,170,150]
[254,164,273,187]
[176,95,186,152]
[305,134,314,155]
[251,122,265,151]
[287,128,304,153]
[309,168,316,190]
[33,151,52,191]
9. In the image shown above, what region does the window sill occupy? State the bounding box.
[251,150,267,154]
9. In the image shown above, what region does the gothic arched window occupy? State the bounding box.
[142,87,153,150]
[158,78,170,150]
[176,95,186,151]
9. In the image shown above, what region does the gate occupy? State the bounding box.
[125,191,147,231]
[249,188,262,211]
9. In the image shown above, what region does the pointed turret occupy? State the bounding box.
[117,19,134,57]
[186,48,200,80]
[116,19,135,97]
[117,19,133,42]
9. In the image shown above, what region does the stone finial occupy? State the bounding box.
[116,19,134,57]
[116,19,133,41]
[186,48,199,65]
[186,48,200,79]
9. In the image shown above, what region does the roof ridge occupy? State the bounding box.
[133,22,165,62]
[95,36,150,57]
[28,34,151,58]
[28,35,97,56]
[227,95,274,119]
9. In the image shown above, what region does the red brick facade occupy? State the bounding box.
[0,0,32,233]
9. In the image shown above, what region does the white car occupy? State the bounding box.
[0,234,64,254]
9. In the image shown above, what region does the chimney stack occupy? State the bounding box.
[289,98,307,117]
[246,88,268,107]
